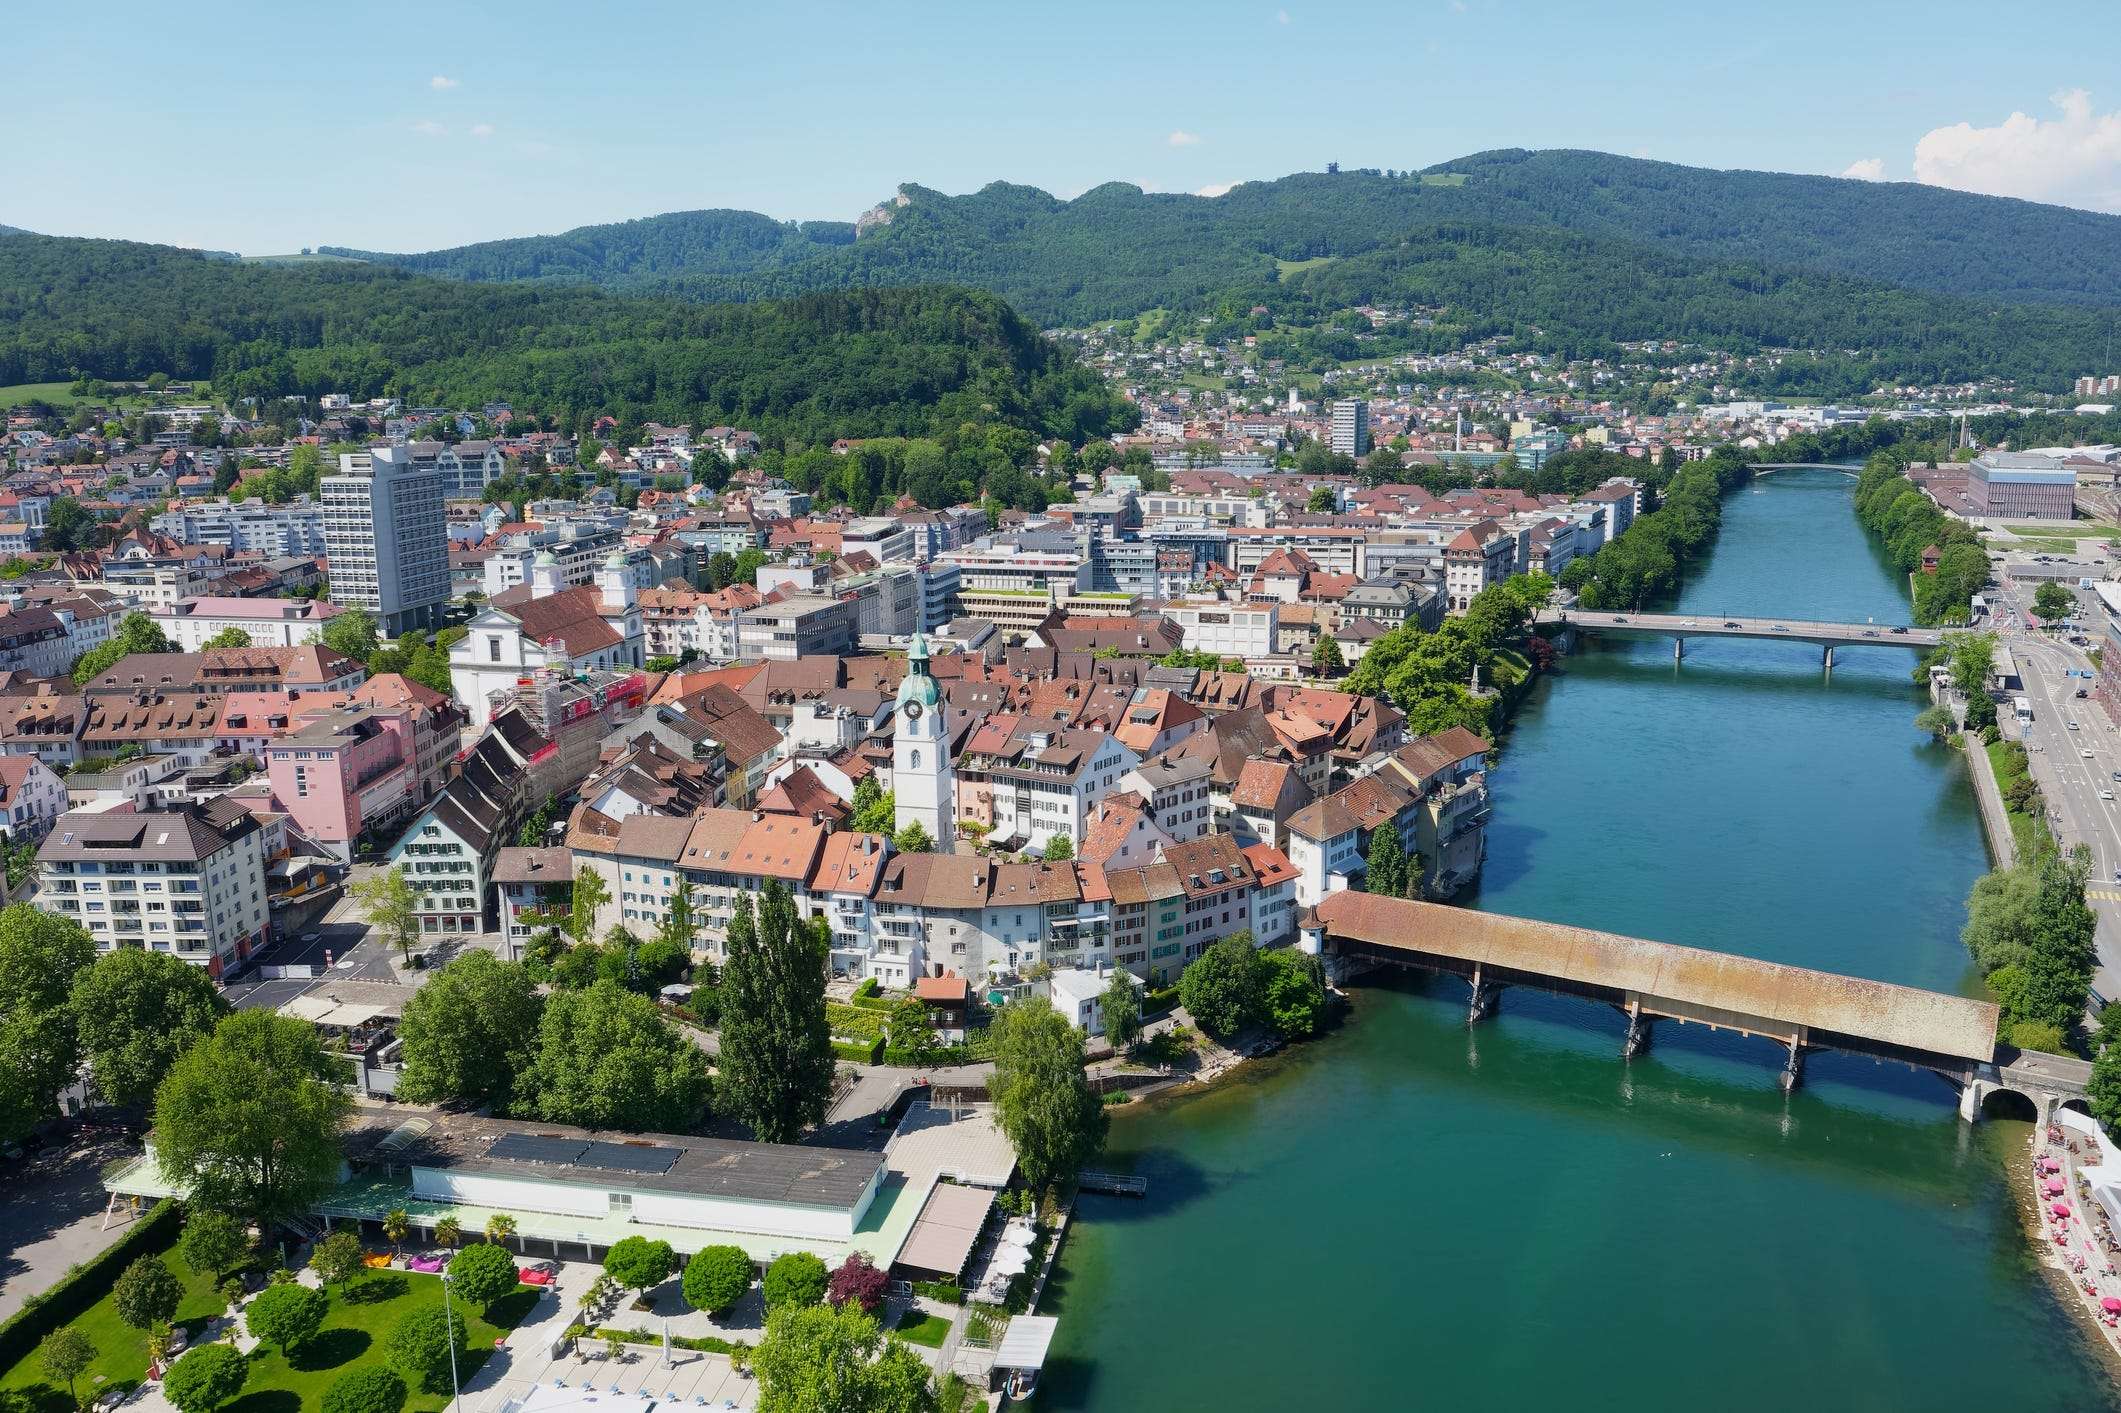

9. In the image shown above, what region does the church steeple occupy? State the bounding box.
[893,631,950,852]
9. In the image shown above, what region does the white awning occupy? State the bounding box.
[994,1315,1058,1371]
[280,996,391,1028]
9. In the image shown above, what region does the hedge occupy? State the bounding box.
[591,1325,751,1355]
[826,1002,888,1043]
[852,977,880,1000]
[832,1037,885,1065]
[847,993,897,1013]
[1143,985,1180,1016]
[911,1281,963,1305]
[0,1198,182,1372]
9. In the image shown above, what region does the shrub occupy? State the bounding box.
[388,1301,471,1393]
[825,1253,888,1313]
[321,1367,407,1413]
[446,1242,519,1311]
[247,1281,328,1356]
[602,1236,676,1294]
[310,1230,364,1288]
[178,1212,247,1278]
[831,1037,885,1064]
[824,1002,887,1043]
[163,1344,248,1413]
[910,1280,963,1305]
[0,1199,177,1375]
[681,1245,752,1317]
[113,1256,183,1332]
[760,1252,827,1309]
[852,977,880,1000]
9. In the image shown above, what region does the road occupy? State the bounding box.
[1542,608,1940,649]
[1989,567,2121,1004]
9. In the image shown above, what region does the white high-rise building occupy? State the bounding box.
[325,447,449,635]
[1330,399,1370,458]
[892,633,953,852]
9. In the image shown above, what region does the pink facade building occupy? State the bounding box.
[266,705,420,860]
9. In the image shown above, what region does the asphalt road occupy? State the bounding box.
[1990,570,2121,1004]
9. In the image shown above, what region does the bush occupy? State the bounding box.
[910,1280,963,1305]
[760,1252,827,1309]
[113,1255,183,1332]
[388,1302,471,1394]
[163,1344,248,1413]
[603,1236,675,1294]
[446,1242,519,1311]
[246,1281,328,1356]
[831,1037,885,1064]
[321,1367,407,1413]
[825,1002,887,1043]
[852,977,880,1000]
[178,1212,247,1278]
[681,1245,752,1317]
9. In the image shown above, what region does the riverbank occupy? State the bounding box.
[2016,1119,2121,1377]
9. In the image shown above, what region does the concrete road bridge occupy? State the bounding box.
[1310,892,2087,1122]
[1539,608,1944,666]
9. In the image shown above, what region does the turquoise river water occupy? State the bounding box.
[1035,469,2117,1411]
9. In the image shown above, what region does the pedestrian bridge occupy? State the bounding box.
[1309,893,2084,1119]
[1540,609,1943,665]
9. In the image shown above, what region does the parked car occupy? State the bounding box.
[2078,688,2090,698]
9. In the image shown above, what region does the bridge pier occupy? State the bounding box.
[1779,1041,1806,1093]
[1959,1080,1985,1123]
[1467,964,1499,1025]
[1822,645,1835,671]
[1673,637,1684,663]
[1622,1005,1652,1060]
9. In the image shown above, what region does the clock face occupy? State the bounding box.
[903,701,924,721]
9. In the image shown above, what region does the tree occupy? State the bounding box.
[445,1241,519,1311]
[1099,968,1142,1053]
[394,951,541,1108]
[199,627,254,651]
[383,1209,410,1253]
[989,997,1107,1194]
[353,868,421,964]
[70,946,227,1110]
[753,1300,938,1413]
[682,1245,753,1317]
[114,1255,183,1333]
[1307,486,1336,512]
[321,1367,407,1413]
[717,884,834,1144]
[433,1217,461,1250]
[311,1230,364,1289]
[320,608,380,665]
[162,1344,247,1413]
[1311,633,1344,675]
[761,1252,828,1309]
[848,777,895,834]
[515,798,555,849]
[1042,834,1074,862]
[2033,581,2075,623]
[43,497,100,553]
[1363,825,1408,899]
[0,906,96,1142]
[1913,704,1957,741]
[657,880,699,958]
[603,1236,676,1297]
[892,820,933,854]
[825,1253,888,1314]
[886,996,936,1060]
[484,1213,516,1245]
[247,1281,328,1357]
[179,1211,248,1279]
[1258,949,1329,1039]
[38,1328,94,1412]
[518,980,712,1131]
[154,1010,350,1231]
[388,1302,470,1395]
[72,612,174,686]
[568,867,610,947]
[1178,932,1263,1040]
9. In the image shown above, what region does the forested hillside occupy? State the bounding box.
[0,234,1133,447]
[321,209,856,283]
[330,152,2121,315]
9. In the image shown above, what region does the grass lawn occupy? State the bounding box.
[1274,256,1337,278]
[0,382,90,409]
[1420,172,1468,186]
[1985,737,2050,861]
[1,1263,535,1413]
[891,1313,950,1348]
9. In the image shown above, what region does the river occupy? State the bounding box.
[1035,469,2117,1411]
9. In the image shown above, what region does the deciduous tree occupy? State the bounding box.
[1099,968,1142,1053]
[682,1245,752,1317]
[989,997,1106,1195]
[753,1300,937,1413]
[113,1256,183,1333]
[247,1281,328,1357]
[717,885,833,1144]
[70,947,226,1110]
[445,1241,519,1311]
[1178,932,1262,1040]
[0,906,96,1142]
[761,1252,828,1310]
[353,868,421,964]
[603,1236,676,1297]
[162,1343,247,1413]
[516,980,712,1132]
[394,951,541,1108]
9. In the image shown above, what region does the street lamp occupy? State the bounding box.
[440,1268,463,1413]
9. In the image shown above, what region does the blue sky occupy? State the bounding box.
[5,0,2118,253]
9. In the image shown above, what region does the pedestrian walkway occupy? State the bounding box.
[2090,890,2121,903]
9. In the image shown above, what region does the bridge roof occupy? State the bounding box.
[1315,894,1997,1064]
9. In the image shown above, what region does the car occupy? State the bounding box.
[1612,615,1627,623]
[300,931,323,945]
[2103,790,2116,802]
[1724,620,1741,628]
[1891,626,1908,634]
[2083,749,2095,759]
[2109,770,2120,781]
[2030,742,2044,751]
[1863,630,1879,637]
[1681,620,1696,627]
[2069,720,2081,729]
[1771,625,1789,632]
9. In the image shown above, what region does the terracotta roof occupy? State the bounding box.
[729,813,826,881]
[808,831,890,896]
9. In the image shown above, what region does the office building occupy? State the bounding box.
[1330,399,1371,458]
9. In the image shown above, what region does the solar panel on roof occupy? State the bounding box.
[580,1140,679,1175]
[487,1133,590,1165]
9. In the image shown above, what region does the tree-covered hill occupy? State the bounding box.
[0,234,1133,447]
[320,149,2121,320]
[320,208,856,284]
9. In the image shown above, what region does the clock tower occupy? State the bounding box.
[892,633,952,851]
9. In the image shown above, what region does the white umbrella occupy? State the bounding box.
[1001,1227,1036,1248]
[991,1249,1031,1275]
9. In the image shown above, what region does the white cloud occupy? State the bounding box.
[1276,8,1290,22]
[1841,157,1886,181]
[1912,89,2121,212]
[429,75,458,90]
[1195,182,1236,198]
[1448,0,1466,12]
[1167,130,1201,147]
[470,123,494,139]
[412,120,447,137]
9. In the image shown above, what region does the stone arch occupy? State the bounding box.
[1978,1087,2041,1121]
[2060,1097,2095,1118]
